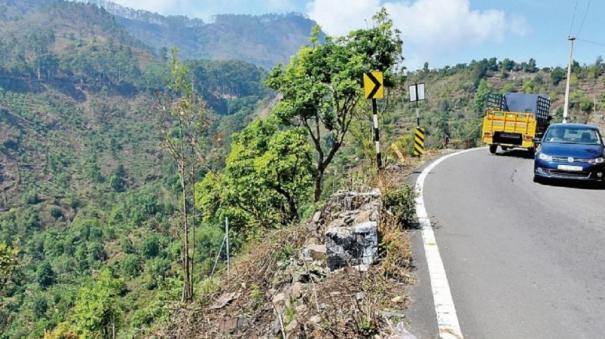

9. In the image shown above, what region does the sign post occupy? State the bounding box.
[409,83,426,156]
[363,71,385,169]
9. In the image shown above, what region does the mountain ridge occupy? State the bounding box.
[78,0,317,69]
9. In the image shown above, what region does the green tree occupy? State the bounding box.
[32,295,48,318]
[266,9,403,201]
[109,164,127,192]
[522,79,535,93]
[474,79,492,114]
[73,269,124,338]
[37,261,56,288]
[158,49,208,302]
[120,254,141,278]
[551,67,565,85]
[525,58,538,73]
[141,234,160,258]
[500,58,515,72]
[0,243,18,290]
[196,118,313,231]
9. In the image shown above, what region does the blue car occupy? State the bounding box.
[534,123,605,183]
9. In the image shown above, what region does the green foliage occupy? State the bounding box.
[32,294,48,318]
[522,79,535,93]
[109,164,128,192]
[37,261,56,288]
[474,79,492,114]
[525,58,538,73]
[196,118,313,233]
[143,257,172,290]
[501,82,515,93]
[50,206,63,220]
[551,67,566,85]
[194,225,224,273]
[73,269,125,337]
[120,254,142,278]
[0,1,296,336]
[141,234,161,258]
[384,185,417,227]
[266,9,403,201]
[0,243,18,289]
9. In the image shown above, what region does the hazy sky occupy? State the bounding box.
[111,0,605,70]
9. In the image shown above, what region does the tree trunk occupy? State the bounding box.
[314,169,324,202]
[275,185,299,222]
[180,161,192,302]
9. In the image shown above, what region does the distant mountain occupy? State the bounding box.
[84,0,318,69]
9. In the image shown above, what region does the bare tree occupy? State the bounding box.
[158,49,208,302]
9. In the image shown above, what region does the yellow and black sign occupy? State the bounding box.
[414,127,425,156]
[363,71,384,99]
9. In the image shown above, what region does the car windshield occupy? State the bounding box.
[544,126,602,145]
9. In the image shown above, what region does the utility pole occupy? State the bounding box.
[563,36,576,123]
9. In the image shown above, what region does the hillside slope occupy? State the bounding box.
[0,1,273,337]
[84,0,317,69]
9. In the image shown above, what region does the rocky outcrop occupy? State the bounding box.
[321,190,382,271]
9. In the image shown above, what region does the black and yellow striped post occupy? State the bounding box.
[414,127,425,156]
[364,71,384,170]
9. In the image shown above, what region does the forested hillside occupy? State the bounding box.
[0,0,273,337]
[2,1,605,338]
[83,0,319,69]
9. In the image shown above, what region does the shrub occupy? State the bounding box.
[119,238,136,254]
[50,206,63,220]
[384,184,416,227]
[141,234,160,258]
[32,295,48,318]
[143,257,171,290]
[120,254,141,278]
[37,261,56,288]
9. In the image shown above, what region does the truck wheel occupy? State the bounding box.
[489,144,498,154]
[528,147,535,157]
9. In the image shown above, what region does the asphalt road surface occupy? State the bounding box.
[408,148,605,339]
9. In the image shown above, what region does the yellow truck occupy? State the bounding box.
[482,93,551,154]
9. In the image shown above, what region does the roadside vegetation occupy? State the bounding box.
[2,1,605,338]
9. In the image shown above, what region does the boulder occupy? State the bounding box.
[324,190,381,270]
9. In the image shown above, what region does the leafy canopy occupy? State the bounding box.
[266,8,403,201]
[196,117,313,234]
[73,269,125,337]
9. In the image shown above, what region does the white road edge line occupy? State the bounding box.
[415,148,483,339]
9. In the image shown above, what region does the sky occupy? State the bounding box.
[111,0,605,70]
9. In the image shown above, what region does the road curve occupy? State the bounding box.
[413,148,605,339]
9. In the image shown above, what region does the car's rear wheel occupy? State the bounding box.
[489,144,498,154]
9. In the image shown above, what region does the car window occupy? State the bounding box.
[544,127,602,145]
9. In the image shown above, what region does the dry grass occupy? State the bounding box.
[159,224,309,338]
[157,150,447,338]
